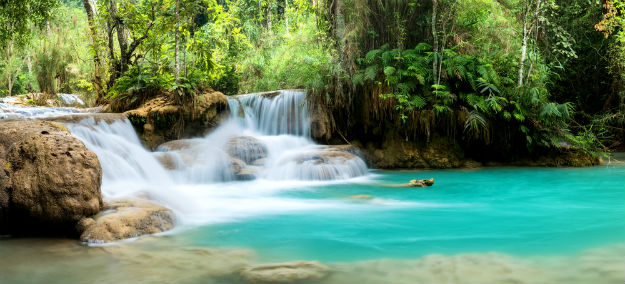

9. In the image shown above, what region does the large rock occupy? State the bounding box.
[240,261,330,283]
[79,198,175,243]
[0,121,102,235]
[125,91,229,149]
[292,147,361,165]
[309,101,334,142]
[226,136,268,164]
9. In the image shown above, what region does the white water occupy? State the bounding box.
[0,101,88,119]
[56,90,370,226]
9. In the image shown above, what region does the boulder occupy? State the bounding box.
[309,101,333,142]
[226,136,268,164]
[236,166,261,181]
[293,146,362,165]
[240,261,330,283]
[79,198,175,243]
[230,158,247,174]
[0,121,102,235]
[156,139,200,152]
[125,91,229,149]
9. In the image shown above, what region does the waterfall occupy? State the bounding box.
[156,89,368,182]
[2,90,370,225]
[228,90,310,136]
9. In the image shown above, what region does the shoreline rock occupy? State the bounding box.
[0,121,102,236]
[79,198,175,244]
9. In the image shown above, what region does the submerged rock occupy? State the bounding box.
[227,136,268,164]
[0,121,102,235]
[236,166,261,181]
[347,195,374,200]
[267,145,368,180]
[240,261,330,283]
[156,139,200,151]
[79,198,175,243]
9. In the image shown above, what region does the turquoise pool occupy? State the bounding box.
[183,166,625,262]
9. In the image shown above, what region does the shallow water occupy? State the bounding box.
[1,166,623,284]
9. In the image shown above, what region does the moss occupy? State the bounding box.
[46,122,70,134]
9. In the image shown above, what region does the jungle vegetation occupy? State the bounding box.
[0,0,623,158]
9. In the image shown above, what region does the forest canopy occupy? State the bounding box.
[0,0,624,157]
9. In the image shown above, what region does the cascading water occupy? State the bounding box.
[10,90,370,226]
[155,89,368,182]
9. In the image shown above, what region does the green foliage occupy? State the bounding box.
[108,63,174,102]
[0,0,58,48]
[357,40,575,151]
[237,16,336,93]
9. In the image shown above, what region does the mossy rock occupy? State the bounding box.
[125,91,230,149]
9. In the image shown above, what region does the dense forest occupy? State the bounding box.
[1,0,624,161]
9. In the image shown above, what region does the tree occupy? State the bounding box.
[0,0,58,96]
[517,0,541,87]
[0,0,58,49]
[83,0,104,101]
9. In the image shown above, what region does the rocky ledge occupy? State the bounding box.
[124,91,230,149]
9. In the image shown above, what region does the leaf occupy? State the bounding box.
[365,49,382,63]
[383,66,396,76]
[365,65,378,80]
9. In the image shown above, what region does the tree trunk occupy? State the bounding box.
[83,0,104,102]
[432,0,439,84]
[175,0,180,83]
[518,1,530,87]
[334,0,346,98]
[524,0,541,85]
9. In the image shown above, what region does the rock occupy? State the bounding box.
[227,136,268,164]
[385,178,434,188]
[156,139,200,152]
[309,101,333,142]
[124,91,229,149]
[347,195,374,200]
[251,158,267,166]
[236,166,261,181]
[79,198,175,243]
[273,145,368,180]
[230,158,247,174]
[57,93,85,107]
[0,121,102,235]
[293,146,362,165]
[463,160,483,168]
[525,149,601,167]
[355,135,465,169]
[410,178,434,187]
[240,261,330,283]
